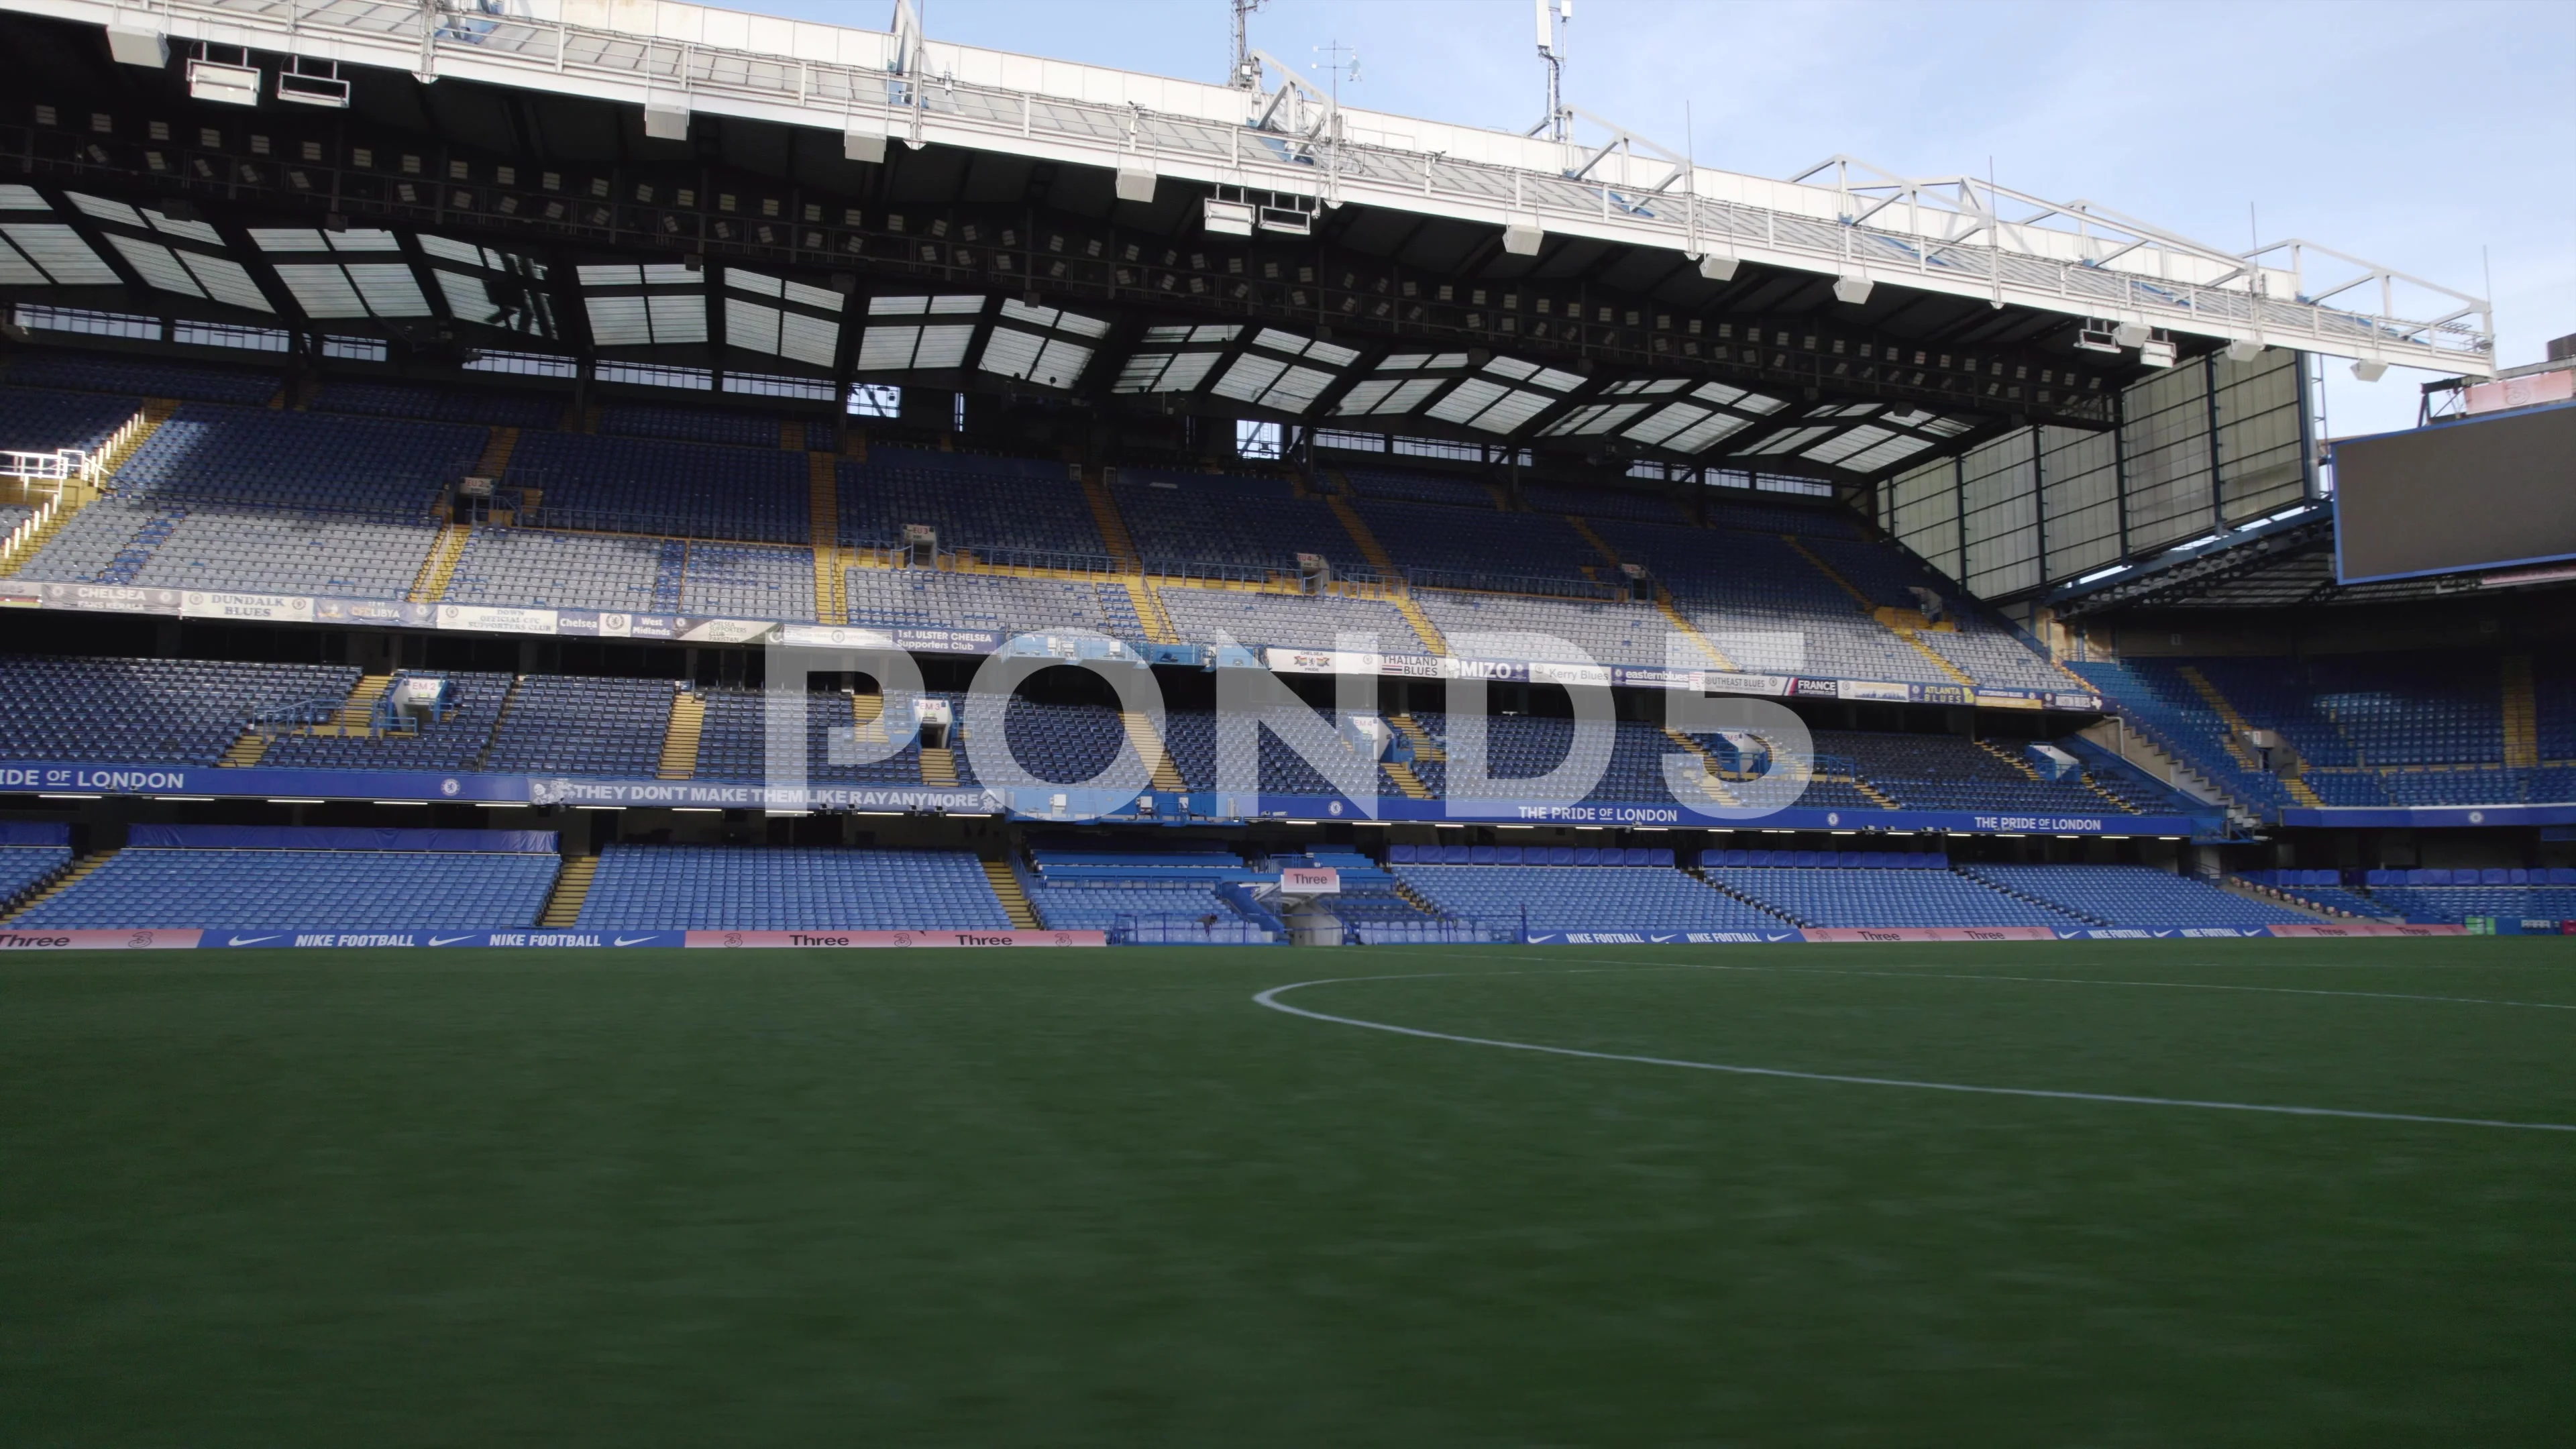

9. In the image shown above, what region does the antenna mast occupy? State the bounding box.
[1534,0,1570,144]
[1230,0,1269,89]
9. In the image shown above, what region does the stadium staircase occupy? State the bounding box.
[850,692,890,745]
[1079,466,1178,643]
[779,418,805,451]
[0,397,176,578]
[538,857,596,927]
[657,691,706,780]
[217,725,270,767]
[1121,711,1187,792]
[1688,866,1807,926]
[1383,714,1442,799]
[3,850,115,924]
[1660,728,1745,808]
[2074,716,2256,830]
[2503,655,2538,768]
[2176,664,2323,807]
[982,859,1040,928]
[1323,494,1446,655]
[1572,517,1738,669]
[919,743,959,786]
[2222,877,2342,920]
[1783,537,1976,686]
[320,675,394,736]
[806,452,846,623]
[409,524,471,602]
[474,425,518,480]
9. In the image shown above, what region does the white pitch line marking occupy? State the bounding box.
[1254,971,2576,1134]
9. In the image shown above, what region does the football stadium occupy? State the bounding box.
[0,0,2569,1440]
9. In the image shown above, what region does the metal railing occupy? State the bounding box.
[88,0,2489,370]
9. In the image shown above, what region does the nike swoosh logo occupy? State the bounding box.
[227,934,280,946]
[429,935,476,947]
[614,936,654,947]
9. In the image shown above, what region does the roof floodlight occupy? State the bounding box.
[2224,339,2266,364]
[2351,359,2388,382]
[105,26,166,67]
[2074,323,2121,354]
[1114,166,1158,204]
[1697,253,1739,282]
[1831,275,1872,305]
[1202,198,1255,236]
[276,57,350,108]
[1502,223,1544,256]
[844,122,887,164]
[2112,321,2151,349]
[2139,337,2178,368]
[187,56,261,107]
[642,101,692,140]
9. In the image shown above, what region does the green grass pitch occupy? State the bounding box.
[3,937,2571,1445]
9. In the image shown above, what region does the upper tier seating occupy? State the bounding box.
[1810,731,2121,814]
[311,380,564,430]
[1589,521,1948,683]
[1393,863,1786,932]
[1111,468,1362,576]
[14,847,557,930]
[845,568,1136,639]
[512,431,806,542]
[1153,586,1417,653]
[600,402,784,449]
[6,353,277,405]
[681,542,815,621]
[1792,537,2073,694]
[258,670,513,773]
[1414,590,1670,666]
[1354,499,1591,584]
[0,655,358,763]
[1339,467,1495,508]
[0,385,142,454]
[443,528,674,612]
[1955,863,2308,928]
[839,449,1104,557]
[573,844,1010,930]
[97,406,485,511]
[1705,866,2076,928]
[1521,480,1686,525]
[1703,496,1867,539]
[25,498,441,596]
[481,676,676,777]
[691,689,933,787]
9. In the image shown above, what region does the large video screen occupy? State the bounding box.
[2334,402,2576,583]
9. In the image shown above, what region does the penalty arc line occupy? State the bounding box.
[1252,973,2576,1134]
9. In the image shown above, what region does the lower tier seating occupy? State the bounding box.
[1392,864,1785,932]
[14,847,557,930]
[1704,866,2074,928]
[0,843,72,906]
[1024,879,1275,943]
[572,845,1010,930]
[1956,863,2309,928]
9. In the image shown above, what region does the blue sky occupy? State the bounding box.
[755,0,2573,438]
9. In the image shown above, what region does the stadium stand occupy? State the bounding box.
[511,431,807,542]
[573,844,1011,930]
[1703,861,2076,928]
[481,676,677,777]
[1152,586,1415,652]
[600,402,783,449]
[839,448,1104,557]
[1110,468,1361,576]
[15,837,557,930]
[1338,466,1496,509]
[1954,863,2309,928]
[0,655,358,763]
[258,670,515,773]
[0,385,143,455]
[1392,860,1784,934]
[311,380,564,430]
[441,528,676,612]
[846,567,1133,638]
[5,352,276,406]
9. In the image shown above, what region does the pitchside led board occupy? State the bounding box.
[2333,400,2576,584]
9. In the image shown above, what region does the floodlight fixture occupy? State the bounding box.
[2224,339,2266,364]
[276,56,350,108]
[187,50,261,107]
[642,100,692,140]
[1831,274,1872,306]
[843,122,887,164]
[1202,198,1255,236]
[1697,253,1739,282]
[2073,322,2121,354]
[105,26,166,67]
[1502,223,1544,256]
[1115,165,1158,204]
[2139,337,2178,368]
[2351,359,2388,382]
[2112,321,2151,349]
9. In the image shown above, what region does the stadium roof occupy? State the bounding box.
[0,0,2499,489]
